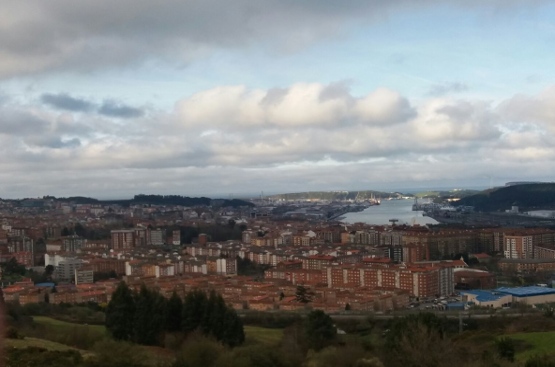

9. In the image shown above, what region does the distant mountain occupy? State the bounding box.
[455,183,555,211]
[19,195,254,208]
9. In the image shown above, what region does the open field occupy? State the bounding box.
[6,336,91,355]
[243,325,284,346]
[510,331,555,361]
[32,316,107,335]
[13,316,284,364]
[25,316,108,350]
[31,316,284,346]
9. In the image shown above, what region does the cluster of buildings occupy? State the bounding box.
[2,197,555,312]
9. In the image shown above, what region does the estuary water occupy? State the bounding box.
[340,199,439,226]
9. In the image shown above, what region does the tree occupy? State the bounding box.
[105,282,135,341]
[496,337,516,362]
[166,291,183,332]
[305,310,336,351]
[384,313,445,349]
[74,223,86,237]
[382,312,452,366]
[2,257,26,277]
[236,256,270,277]
[182,289,208,334]
[295,285,314,304]
[133,284,166,346]
[202,290,228,340]
[44,265,55,278]
[182,289,244,347]
[221,308,245,347]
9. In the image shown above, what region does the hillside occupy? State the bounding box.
[455,183,555,211]
[13,195,254,208]
[414,189,480,199]
[267,190,403,201]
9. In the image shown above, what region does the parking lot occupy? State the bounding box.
[409,295,464,311]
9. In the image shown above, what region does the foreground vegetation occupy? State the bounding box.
[7,298,555,366]
[105,283,244,347]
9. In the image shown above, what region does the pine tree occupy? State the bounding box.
[133,284,167,346]
[222,308,245,347]
[180,288,245,347]
[182,289,207,333]
[166,291,183,332]
[200,290,217,335]
[305,310,336,351]
[152,291,168,342]
[133,285,151,345]
[295,284,314,304]
[209,292,228,341]
[105,282,135,341]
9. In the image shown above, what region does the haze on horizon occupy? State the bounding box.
[1,1,554,199]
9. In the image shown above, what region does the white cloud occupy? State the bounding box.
[0,83,554,197]
[411,99,500,145]
[354,88,414,125]
[176,83,413,130]
[497,86,555,132]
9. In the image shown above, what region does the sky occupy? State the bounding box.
[1,0,555,199]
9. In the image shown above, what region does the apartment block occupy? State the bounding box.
[75,268,94,284]
[111,229,135,250]
[504,234,534,259]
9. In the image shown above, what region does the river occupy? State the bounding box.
[340,199,438,226]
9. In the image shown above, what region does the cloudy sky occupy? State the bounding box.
[1,1,555,199]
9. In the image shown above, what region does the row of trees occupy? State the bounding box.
[105,283,244,347]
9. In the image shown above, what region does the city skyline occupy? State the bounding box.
[1,1,555,198]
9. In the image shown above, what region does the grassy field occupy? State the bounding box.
[25,316,108,350]
[510,331,555,361]
[6,336,88,353]
[32,316,107,335]
[30,317,283,345]
[243,325,284,346]
[14,316,284,364]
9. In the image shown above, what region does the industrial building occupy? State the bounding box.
[461,286,555,308]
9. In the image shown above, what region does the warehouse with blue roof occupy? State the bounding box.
[461,286,555,308]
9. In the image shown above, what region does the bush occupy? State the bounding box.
[173,333,227,367]
[5,327,22,339]
[6,347,83,367]
[85,340,148,367]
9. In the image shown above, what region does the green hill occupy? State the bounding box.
[414,189,480,199]
[455,183,555,211]
[22,195,255,208]
[268,190,398,201]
